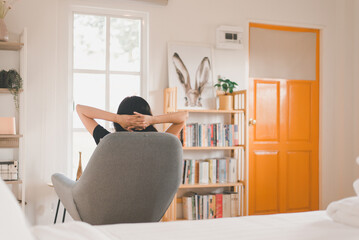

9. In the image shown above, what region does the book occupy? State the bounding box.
[215,193,223,218]
[199,161,209,184]
[208,194,215,219]
[230,192,239,217]
[228,158,237,183]
[195,194,199,220]
[208,159,217,184]
[222,193,231,217]
[182,192,196,220]
[199,195,203,220]
[218,159,227,183]
[203,195,208,219]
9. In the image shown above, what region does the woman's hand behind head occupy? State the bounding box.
[116,112,153,131]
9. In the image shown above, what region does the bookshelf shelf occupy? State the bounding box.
[0,134,23,138]
[163,87,247,221]
[176,109,245,114]
[5,180,22,185]
[0,88,24,94]
[183,146,244,150]
[0,135,23,148]
[179,182,244,189]
[0,41,24,51]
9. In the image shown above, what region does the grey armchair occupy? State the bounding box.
[52,132,182,225]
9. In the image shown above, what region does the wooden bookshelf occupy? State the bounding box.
[162,87,247,221]
[0,41,24,51]
[179,181,244,189]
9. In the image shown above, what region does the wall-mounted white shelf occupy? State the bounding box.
[0,42,24,51]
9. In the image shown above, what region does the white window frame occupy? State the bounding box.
[67,6,149,176]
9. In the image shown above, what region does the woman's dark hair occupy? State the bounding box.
[114,96,157,132]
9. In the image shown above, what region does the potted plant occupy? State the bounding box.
[214,77,238,110]
[5,69,22,109]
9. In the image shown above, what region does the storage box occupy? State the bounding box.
[0,117,16,134]
[0,161,18,181]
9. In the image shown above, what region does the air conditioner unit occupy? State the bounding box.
[216,25,243,50]
[130,0,168,5]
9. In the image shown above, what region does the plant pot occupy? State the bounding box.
[218,94,233,110]
[0,18,9,42]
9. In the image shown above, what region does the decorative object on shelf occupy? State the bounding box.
[0,0,13,42]
[0,117,16,134]
[5,69,22,109]
[168,42,215,109]
[0,160,18,181]
[214,77,238,110]
[76,152,83,181]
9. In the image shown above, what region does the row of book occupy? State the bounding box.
[180,123,240,147]
[182,158,238,184]
[0,160,18,181]
[182,191,241,220]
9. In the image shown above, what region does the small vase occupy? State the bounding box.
[0,18,9,42]
[218,95,233,110]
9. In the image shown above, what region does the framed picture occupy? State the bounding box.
[168,42,215,109]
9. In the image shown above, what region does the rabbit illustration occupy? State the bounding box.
[172,52,211,107]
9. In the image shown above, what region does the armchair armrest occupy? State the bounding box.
[51,173,81,221]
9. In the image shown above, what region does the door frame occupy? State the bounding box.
[245,21,323,214]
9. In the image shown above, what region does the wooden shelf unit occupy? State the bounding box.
[162,87,247,221]
[0,41,24,51]
[0,30,27,210]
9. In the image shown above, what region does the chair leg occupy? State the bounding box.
[54,199,60,224]
[62,208,67,223]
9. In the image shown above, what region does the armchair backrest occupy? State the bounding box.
[72,132,183,225]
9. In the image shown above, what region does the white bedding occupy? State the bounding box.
[32,211,359,240]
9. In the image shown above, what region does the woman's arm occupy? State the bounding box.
[76,104,140,135]
[134,111,188,136]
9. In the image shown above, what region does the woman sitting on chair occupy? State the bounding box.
[76,96,188,145]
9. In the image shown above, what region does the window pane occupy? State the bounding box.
[110,74,141,113]
[72,131,97,178]
[74,14,106,70]
[73,73,106,128]
[110,17,141,72]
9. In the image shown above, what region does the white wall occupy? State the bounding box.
[3,0,359,224]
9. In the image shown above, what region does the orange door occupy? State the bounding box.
[248,24,319,215]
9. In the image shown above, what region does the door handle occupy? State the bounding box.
[249,118,256,126]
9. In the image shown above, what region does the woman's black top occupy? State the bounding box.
[93,125,110,145]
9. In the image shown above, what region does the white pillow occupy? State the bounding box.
[0,179,34,240]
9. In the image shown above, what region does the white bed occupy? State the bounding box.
[31,211,359,240]
[2,179,359,240]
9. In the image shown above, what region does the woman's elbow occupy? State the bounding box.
[76,104,83,113]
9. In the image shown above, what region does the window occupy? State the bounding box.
[71,9,148,176]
